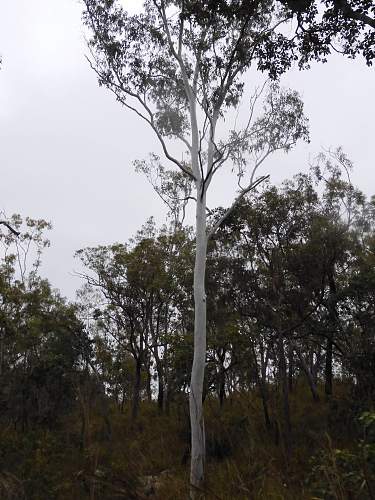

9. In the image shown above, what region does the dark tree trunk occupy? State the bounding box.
[157,376,164,411]
[325,338,333,397]
[154,353,164,411]
[260,383,272,430]
[132,357,142,421]
[79,411,86,451]
[98,389,112,441]
[325,268,337,397]
[0,328,4,376]
[218,372,226,408]
[254,342,272,431]
[120,386,126,413]
[218,350,226,407]
[278,336,291,459]
[145,358,152,402]
[288,341,294,392]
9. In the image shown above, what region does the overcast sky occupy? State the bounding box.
[1,0,374,299]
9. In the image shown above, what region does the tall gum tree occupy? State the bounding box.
[82,0,309,493]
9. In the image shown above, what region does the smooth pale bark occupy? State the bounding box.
[292,342,320,401]
[312,347,322,385]
[186,85,214,495]
[152,345,164,410]
[189,191,207,495]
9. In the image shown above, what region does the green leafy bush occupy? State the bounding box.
[308,412,375,499]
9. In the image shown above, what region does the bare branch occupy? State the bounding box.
[85,56,196,181]
[207,174,269,239]
[0,221,20,237]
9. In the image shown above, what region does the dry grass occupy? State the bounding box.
[0,381,368,499]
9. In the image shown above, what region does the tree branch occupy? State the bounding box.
[335,0,375,29]
[207,174,269,239]
[0,221,20,237]
[85,56,196,181]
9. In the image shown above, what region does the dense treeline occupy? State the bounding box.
[0,155,374,498]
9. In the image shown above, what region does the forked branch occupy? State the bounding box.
[207,174,269,239]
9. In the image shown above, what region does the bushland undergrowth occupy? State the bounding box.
[1,380,373,499]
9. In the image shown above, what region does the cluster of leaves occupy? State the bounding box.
[282,0,375,67]
[308,412,375,499]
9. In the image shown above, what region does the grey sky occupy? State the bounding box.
[1,0,374,299]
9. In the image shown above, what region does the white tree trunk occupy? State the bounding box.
[189,186,207,496]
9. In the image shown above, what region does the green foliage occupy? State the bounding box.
[285,0,375,66]
[2,167,375,497]
[308,412,375,500]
